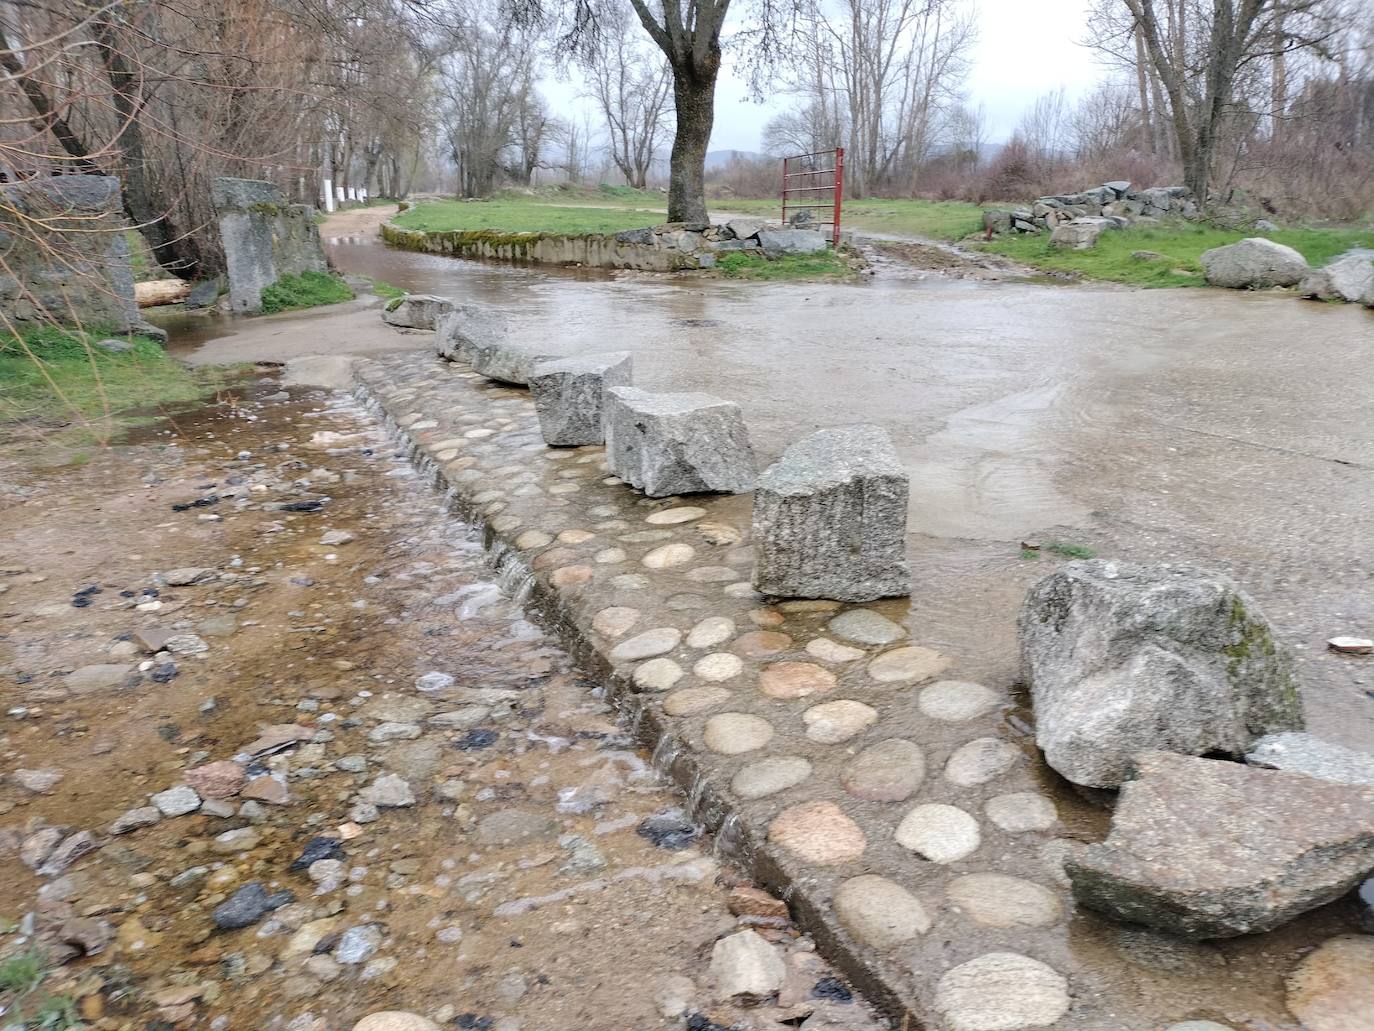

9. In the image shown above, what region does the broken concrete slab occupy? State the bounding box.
[603,386,756,496]
[528,352,633,446]
[1066,752,1374,938]
[1020,560,1303,788]
[751,425,910,602]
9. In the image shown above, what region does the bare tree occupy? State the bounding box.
[585,6,672,189]
[772,0,975,197]
[1089,0,1345,206]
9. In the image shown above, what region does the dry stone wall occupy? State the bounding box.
[984,181,1196,237]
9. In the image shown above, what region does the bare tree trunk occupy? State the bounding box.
[1272,13,1287,143]
[667,67,715,223]
[1134,25,1155,149]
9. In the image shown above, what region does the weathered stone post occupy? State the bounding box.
[750,425,910,602]
[528,353,633,446]
[0,176,152,336]
[603,387,756,496]
[212,177,327,314]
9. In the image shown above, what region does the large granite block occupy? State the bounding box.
[603,387,755,496]
[751,425,910,602]
[528,352,633,446]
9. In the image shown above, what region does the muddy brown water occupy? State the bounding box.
[162,223,1374,753]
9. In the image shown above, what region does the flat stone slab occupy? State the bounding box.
[1066,751,1374,938]
[528,352,632,446]
[1246,731,1374,787]
[751,425,910,602]
[603,386,756,496]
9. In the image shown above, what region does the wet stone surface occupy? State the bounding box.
[0,378,882,1031]
[339,349,1371,1031]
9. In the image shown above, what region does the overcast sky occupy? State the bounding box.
[545,0,1108,154]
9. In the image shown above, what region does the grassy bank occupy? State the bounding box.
[0,326,234,448]
[260,270,354,313]
[980,223,1374,287]
[710,197,986,241]
[716,249,855,280]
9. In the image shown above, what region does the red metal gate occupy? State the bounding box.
[780,148,844,247]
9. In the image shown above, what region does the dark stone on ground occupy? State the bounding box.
[289,836,345,872]
[636,808,699,849]
[212,881,293,930]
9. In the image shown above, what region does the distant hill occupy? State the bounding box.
[705,149,768,170]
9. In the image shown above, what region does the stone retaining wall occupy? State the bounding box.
[380,219,827,272]
[348,350,1334,1031]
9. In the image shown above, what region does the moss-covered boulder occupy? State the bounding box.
[1019,560,1303,788]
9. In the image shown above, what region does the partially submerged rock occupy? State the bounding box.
[1020,560,1302,788]
[528,352,633,446]
[751,425,910,603]
[603,386,756,496]
[467,337,557,386]
[1066,752,1374,938]
[1200,237,1308,289]
[434,304,507,362]
[380,293,453,330]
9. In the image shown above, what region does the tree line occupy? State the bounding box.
[2,0,1372,283]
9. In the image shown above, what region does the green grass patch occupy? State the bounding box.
[715,248,853,281]
[259,270,354,314]
[709,197,987,242]
[980,223,1374,287]
[392,199,663,236]
[0,950,79,1029]
[0,325,234,444]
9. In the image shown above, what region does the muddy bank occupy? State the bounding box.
[0,379,881,1031]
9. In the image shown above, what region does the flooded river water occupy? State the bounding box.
[171,216,1374,752]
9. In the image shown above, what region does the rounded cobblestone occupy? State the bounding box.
[633,658,684,692]
[686,616,735,649]
[986,793,1058,833]
[591,606,640,638]
[895,804,981,864]
[703,713,774,755]
[828,609,907,645]
[945,738,1021,787]
[834,874,931,948]
[919,680,1000,722]
[867,645,951,684]
[663,685,732,716]
[642,543,696,569]
[759,661,836,700]
[730,757,813,799]
[768,801,866,865]
[694,653,744,682]
[946,873,1064,928]
[933,952,1070,1031]
[802,700,878,743]
[609,627,682,662]
[841,739,926,801]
